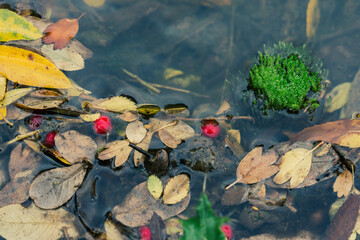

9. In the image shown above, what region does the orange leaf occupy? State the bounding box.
[43,13,85,50]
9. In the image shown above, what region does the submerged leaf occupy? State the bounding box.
[325,82,351,113]
[89,96,137,113]
[333,169,353,198]
[29,162,88,209]
[0,45,72,89]
[306,0,320,40]
[41,44,85,71]
[163,174,190,205]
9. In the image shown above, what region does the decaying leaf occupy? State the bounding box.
[134,131,154,166]
[0,75,6,101]
[118,111,138,122]
[325,82,351,113]
[163,174,190,205]
[306,0,320,40]
[0,203,80,240]
[104,218,130,240]
[29,162,88,209]
[290,119,360,148]
[80,112,101,122]
[126,120,147,144]
[226,147,279,189]
[113,181,190,227]
[166,218,183,235]
[43,13,85,50]
[149,212,167,240]
[216,100,231,115]
[0,9,43,42]
[147,175,163,200]
[224,129,243,159]
[0,45,73,89]
[333,169,353,198]
[98,140,132,167]
[55,130,97,164]
[0,88,34,108]
[158,129,182,148]
[15,97,65,110]
[273,148,313,188]
[88,96,137,113]
[41,44,85,71]
[150,118,195,141]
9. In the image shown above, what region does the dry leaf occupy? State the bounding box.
[333,169,353,198]
[89,96,137,113]
[15,97,65,110]
[158,129,182,148]
[43,13,84,50]
[0,75,6,101]
[147,175,163,200]
[55,130,97,164]
[83,0,106,7]
[29,162,88,209]
[134,131,154,166]
[113,181,190,227]
[126,120,147,144]
[315,143,332,157]
[216,100,231,115]
[80,112,101,122]
[41,44,85,71]
[98,140,132,167]
[150,119,195,140]
[224,129,243,159]
[118,111,138,122]
[306,0,320,40]
[0,88,34,108]
[290,119,360,148]
[325,82,351,113]
[163,174,190,205]
[0,106,6,120]
[29,89,62,98]
[226,147,279,189]
[104,218,130,240]
[273,148,313,188]
[0,203,80,240]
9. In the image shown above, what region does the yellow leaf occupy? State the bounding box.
[83,0,106,7]
[163,174,190,205]
[325,82,351,113]
[164,68,184,80]
[89,96,137,113]
[336,133,360,149]
[306,0,320,40]
[273,148,312,188]
[0,45,73,89]
[147,175,163,200]
[333,169,353,198]
[0,88,34,108]
[0,9,43,42]
[0,107,6,120]
[0,75,6,101]
[80,112,101,122]
[104,218,129,240]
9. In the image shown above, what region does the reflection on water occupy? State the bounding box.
[1,0,360,239]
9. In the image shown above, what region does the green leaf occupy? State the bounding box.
[0,9,43,42]
[181,193,228,240]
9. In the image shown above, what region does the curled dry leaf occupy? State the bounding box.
[0,203,80,240]
[29,162,88,209]
[55,130,97,164]
[113,181,190,227]
[290,119,360,148]
[98,140,132,167]
[273,148,312,189]
[126,120,147,144]
[163,174,190,205]
[226,146,279,189]
[333,169,353,198]
[147,175,163,200]
[88,96,137,113]
[15,97,65,110]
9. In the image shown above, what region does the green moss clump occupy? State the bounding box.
[247,42,325,113]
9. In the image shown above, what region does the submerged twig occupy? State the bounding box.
[122,68,161,94]
[177,116,255,123]
[149,82,210,98]
[7,129,43,145]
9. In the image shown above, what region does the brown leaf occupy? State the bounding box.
[226,146,279,189]
[98,140,133,167]
[158,129,182,149]
[15,97,65,110]
[126,120,147,144]
[42,13,85,50]
[333,169,353,198]
[163,174,190,205]
[290,119,360,148]
[55,130,97,164]
[29,162,88,209]
[113,181,190,227]
[134,131,154,166]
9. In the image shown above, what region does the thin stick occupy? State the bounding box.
[0,109,13,126]
[77,12,86,20]
[202,173,207,192]
[122,68,161,94]
[7,129,42,145]
[150,83,210,98]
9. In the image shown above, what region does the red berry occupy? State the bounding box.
[93,115,112,134]
[221,224,233,240]
[44,131,56,147]
[139,225,151,240]
[27,115,44,130]
[201,119,220,138]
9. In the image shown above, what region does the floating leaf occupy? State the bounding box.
[118,111,138,122]
[164,68,184,80]
[181,193,227,240]
[89,96,137,113]
[83,0,106,7]
[29,162,88,209]
[43,13,85,50]
[0,87,34,108]
[226,147,279,189]
[104,218,130,240]
[149,212,167,240]
[138,104,161,116]
[150,119,195,140]
[126,120,147,144]
[0,9,43,42]
[306,0,320,40]
[113,181,190,227]
[333,169,353,198]
[55,130,97,164]
[273,148,312,188]
[98,140,132,167]
[0,75,5,101]
[0,107,6,120]
[134,131,154,166]
[0,203,80,240]
[41,44,85,71]
[0,45,72,89]
[15,97,65,110]
[80,112,101,122]
[290,119,360,148]
[325,82,351,113]
[158,129,182,148]
[164,103,189,117]
[147,175,163,200]
[163,174,190,205]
